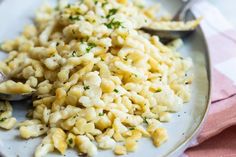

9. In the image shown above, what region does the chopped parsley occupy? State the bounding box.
[156,88,162,93]
[105,18,123,29]
[0,117,7,122]
[129,127,135,130]
[68,138,73,145]
[98,113,104,116]
[66,4,71,8]
[56,42,60,46]
[137,5,144,9]
[69,15,80,21]
[94,0,98,5]
[72,51,77,57]
[86,43,96,53]
[143,117,148,124]
[84,86,90,90]
[55,6,59,11]
[102,1,108,7]
[106,8,118,18]
[114,89,119,93]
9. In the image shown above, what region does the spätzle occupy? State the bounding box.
[0,0,195,156]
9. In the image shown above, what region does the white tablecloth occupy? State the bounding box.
[208,0,236,27]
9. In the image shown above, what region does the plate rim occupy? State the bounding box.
[0,3,212,157]
[166,12,212,157]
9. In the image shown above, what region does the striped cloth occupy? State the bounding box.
[183,1,236,157]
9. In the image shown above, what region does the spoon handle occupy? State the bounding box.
[172,0,200,21]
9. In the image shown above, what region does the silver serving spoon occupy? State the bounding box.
[0,72,34,101]
[140,0,199,42]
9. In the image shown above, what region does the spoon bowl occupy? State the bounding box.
[0,93,33,101]
[140,0,199,41]
[0,72,34,101]
[140,27,195,43]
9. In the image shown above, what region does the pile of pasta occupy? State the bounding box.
[0,0,194,156]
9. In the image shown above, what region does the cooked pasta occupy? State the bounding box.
[0,0,195,156]
[0,101,17,130]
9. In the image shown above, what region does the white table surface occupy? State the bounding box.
[208,0,236,27]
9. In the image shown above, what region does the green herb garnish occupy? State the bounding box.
[102,1,108,7]
[66,4,71,8]
[138,5,144,9]
[84,86,90,90]
[69,15,80,21]
[143,117,148,124]
[0,117,7,122]
[106,8,118,18]
[98,113,104,116]
[68,138,73,145]
[156,88,162,93]
[55,6,59,11]
[129,127,135,130]
[94,0,98,5]
[105,18,123,29]
[114,89,119,93]
[86,43,96,53]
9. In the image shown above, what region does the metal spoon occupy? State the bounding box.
[0,72,33,101]
[140,0,199,42]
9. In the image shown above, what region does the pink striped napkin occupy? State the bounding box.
[183,1,236,157]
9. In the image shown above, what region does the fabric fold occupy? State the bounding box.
[184,1,236,157]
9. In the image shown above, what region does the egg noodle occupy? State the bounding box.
[0,0,196,156]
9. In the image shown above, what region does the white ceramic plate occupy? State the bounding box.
[0,0,211,157]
